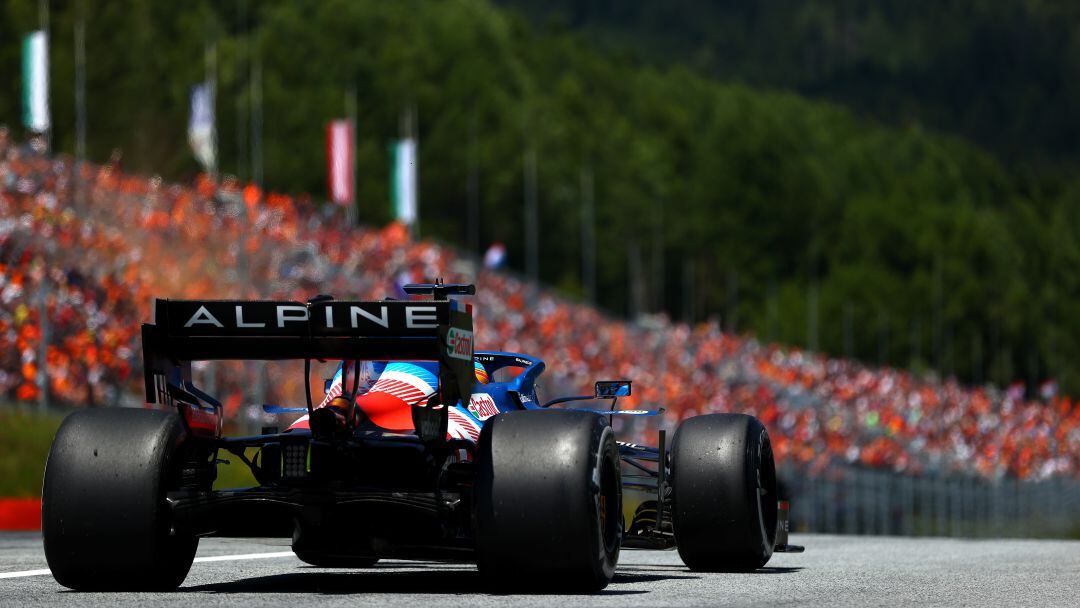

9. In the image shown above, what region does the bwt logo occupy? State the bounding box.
[446,327,473,361]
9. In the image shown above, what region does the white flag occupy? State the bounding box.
[22,31,49,133]
[188,82,216,173]
[392,138,417,225]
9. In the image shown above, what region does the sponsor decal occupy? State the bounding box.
[470,354,535,367]
[446,327,473,361]
[184,304,308,328]
[415,407,443,442]
[171,300,445,335]
[467,393,500,420]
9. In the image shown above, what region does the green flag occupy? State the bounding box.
[22,31,49,133]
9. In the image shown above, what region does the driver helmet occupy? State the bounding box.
[474,361,489,384]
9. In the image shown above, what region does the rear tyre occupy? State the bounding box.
[670,413,777,571]
[476,410,621,592]
[42,408,198,591]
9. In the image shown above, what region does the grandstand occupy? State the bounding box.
[2,131,1077,488]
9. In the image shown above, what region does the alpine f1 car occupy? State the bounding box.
[41,283,801,592]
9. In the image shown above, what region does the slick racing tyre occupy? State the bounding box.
[42,408,199,590]
[476,410,621,591]
[670,413,777,571]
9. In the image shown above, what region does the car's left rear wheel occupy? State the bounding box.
[42,408,198,591]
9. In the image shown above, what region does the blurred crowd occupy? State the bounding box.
[1,128,1077,481]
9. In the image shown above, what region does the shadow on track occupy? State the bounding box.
[180,567,689,596]
[754,566,804,574]
[617,564,803,576]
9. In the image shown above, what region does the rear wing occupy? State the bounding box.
[142,297,475,441]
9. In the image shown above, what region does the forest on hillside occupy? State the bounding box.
[501,0,1080,171]
[1,0,1077,394]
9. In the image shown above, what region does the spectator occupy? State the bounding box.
[0,139,1076,482]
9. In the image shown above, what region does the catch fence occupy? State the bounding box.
[781,463,1080,538]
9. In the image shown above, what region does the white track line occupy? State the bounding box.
[193,551,296,563]
[0,550,297,579]
[0,569,51,579]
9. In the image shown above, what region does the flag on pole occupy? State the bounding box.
[326,120,354,205]
[22,31,50,133]
[391,138,417,226]
[188,82,216,173]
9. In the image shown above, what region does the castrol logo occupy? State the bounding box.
[446,327,473,361]
[467,393,500,420]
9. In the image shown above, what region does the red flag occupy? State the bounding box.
[326,120,354,205]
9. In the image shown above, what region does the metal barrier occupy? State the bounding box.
[780,463,1080,538]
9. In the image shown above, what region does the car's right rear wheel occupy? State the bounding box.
[669,413,777,571]
[475,410,622,592]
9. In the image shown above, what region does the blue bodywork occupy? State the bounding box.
[464,351,659,422]
[471,351,545,411]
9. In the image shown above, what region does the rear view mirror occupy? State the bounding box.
[595,381,631,399]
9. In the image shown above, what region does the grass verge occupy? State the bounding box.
[0,408,257,495]
[0,409,66,497]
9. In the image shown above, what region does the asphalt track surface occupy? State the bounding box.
[1,533,1077,606]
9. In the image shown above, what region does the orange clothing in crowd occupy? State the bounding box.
[0,138,1077,481]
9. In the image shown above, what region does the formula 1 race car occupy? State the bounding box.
[41,283,801,592]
